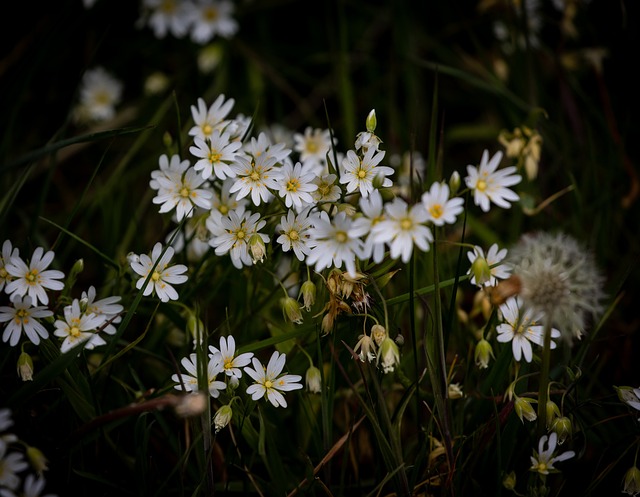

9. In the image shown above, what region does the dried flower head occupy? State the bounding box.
[507,231,606,342]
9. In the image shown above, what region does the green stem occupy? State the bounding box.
[536,317,553,439]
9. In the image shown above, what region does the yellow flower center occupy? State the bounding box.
[429,204,443,219]
[264,380,273,389]
[335,231,348,243]
[219,204,229,214]
[152,271,161,282]
[204,7,218,21]
[179,187,190,198]
[357,169,367,179]
[26,269,39,283]
[306,141,318,153]
[16,309,29,320]
[236,230,245,240]
[70,326,81,338]
[202,123,213,136]
[208,151,222,163]
[289,230,299,241]
[224,360,233,370]
[0,267,8,278]
[400,218,413,230]
[286,179,300,192]
[476,179,487,192]
[250,171,261,181]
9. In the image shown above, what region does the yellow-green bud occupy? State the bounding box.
[300,279,316,312]
[213,404,233,433]
[623,466,640,497]
[282,296,303,324]
[552,416,572,445]
[249,234,266,264]
[372,172,387,190]
[66,258,84,292]
[449,171,461,195]
[371,324,387,346]
[17,351,34,381]
[26,446,49,474]
[502,470,517,491]
[514,396,537,423]
[144,71,170,95]
[474,338,494,369]
[198,43,223,74]
[546,400,561,429]
[377,337,400,374]
[163,131,173,149]
[305,365,322,393]
[366,109,377,133]
[471,255,492,287]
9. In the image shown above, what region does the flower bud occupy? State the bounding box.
[448,382,464,399]
[371,324,387,346]
[26,446,49,474]
[502,471,517,491]
[449,170,461,195]
[66,258,84,292]
[623,465,640,497]
[300,279,316,312]
[546,400,561,429]
[552,416,572,445]
[372,171,387,190]
[377,337,400,374]
[474,338,494,369]
[213,404,233,433]
[249,234,266,264]
[366,109,377,133]
[282,296,303,324]
[514,396,537,423]
[470,255,492,287]
[305,365,322,393]
[198,43,223,74]
[17,351,34,381]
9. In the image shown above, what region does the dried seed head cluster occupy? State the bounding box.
[506,231,606,343]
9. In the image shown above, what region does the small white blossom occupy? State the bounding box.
[4,247,65,307]
[306,211,363,277]
[53,299,107,354]
[293,127,333,172]
[274,161,318,210]
[0,240,19,292]
[188,95,235,142]
[0,295,52,347]
[208,335,254,379]
[208,209,269,269]
[171,353,227,398]
[530,432,575,475]
[465,149,521,212]
[244,351,303,408]
[130,243,188,302]
[81,286,124,336]
[189,0,238,44]
[74,67,123,123]
[152,164,213,221]
[340,148,393,198]
[190,131,242,181]
[421,181,464,226]
[276,209,313,261]
[467,243,511,287]
[141,0,194,39]
[229,154,280,206]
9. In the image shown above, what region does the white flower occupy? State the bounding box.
[130,243,188,302]
[15,473,56,497]
[242,132,292,165]
[274,161,318,210]
[150,153,190,191]
[496,297,560,363]
[81,286,123,336]
[208,335,254,379]
[306,211,363,277]
[152,165,213,221]
[276,209,313,262]
[53,299,107,354]
[354,333,376,362]
[466,243,511,287]
[340,148,393,197]
[142,0,194,39]
[4,247,65,306]
[74,67,123,123]
[293,127,333,171]
[189,0,238,44]
[311,173,342,204]
[0,409,13,432]
[244,351,303,408]
[464,149,521,212]
[171,353,227,398]
[0,240,19,292]
[370,198,432,263]
[0,295,52,347]
[350,189,387,264]
[421,181,464,226]
[377,336,400,373]
[616,386,640,415]
[190,131,242,181]
[229,154,280,206]
[530,432,575,475]
[0,443,28,490]
[188,95,235,142]
[208,209,269,269]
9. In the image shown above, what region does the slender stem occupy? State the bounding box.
[537,317,553,439]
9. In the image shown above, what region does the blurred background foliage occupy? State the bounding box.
[1,0,639,496]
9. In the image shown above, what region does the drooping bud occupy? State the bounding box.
[17,351,34,381]
[551,416,573,445]
[282,296,303,324]
[305,365,322,393]
[474,338,494,369]
[300,279,316,312]
[514,395,538,423]
[470,254,492,287]
[213,404,233,433]
[371,324,387,346]
[546,400,561,430]
[502,471,517,491]
[622,465,640,497]
[26,445,49,474]
[377,337,400,374]
[249,234,267,264]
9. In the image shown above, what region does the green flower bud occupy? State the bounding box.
[305,365,322,393]
[300,279,316,312]
[366,109,377,133]
[26,445,49,474]
[371,324,387,346]
[546,400,561,429]
[449,170,461,195]
[514,396,537,423]
[249,234,266,264]
[377,336,400,374]
[282,296,303,324]
[470,255,492,287]
[17,351,34,381]
[474,338,494,369]
[213,404,233,433]
[502,471,517,491]
[623,466,640,496]
[552,416,573,445]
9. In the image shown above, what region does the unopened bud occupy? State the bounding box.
[448,382,464,399]
[552,416,573,445]
[371,324,387,346]
[474,338,494,369]
[366,109,377,133]
[471,254,492,287]
[300,279,316,312]
[514,396,537,423]
[546,400,561,429]
[281,296,303,324]
[377,337,400,374]
[449,171,461,195]
[213,404,233,433]
[26,446,49,474]
[17,351,34,381]
[249,234,266,264]
[305,365,322,393]
[623,466,640,497]
[502,471,517,491]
